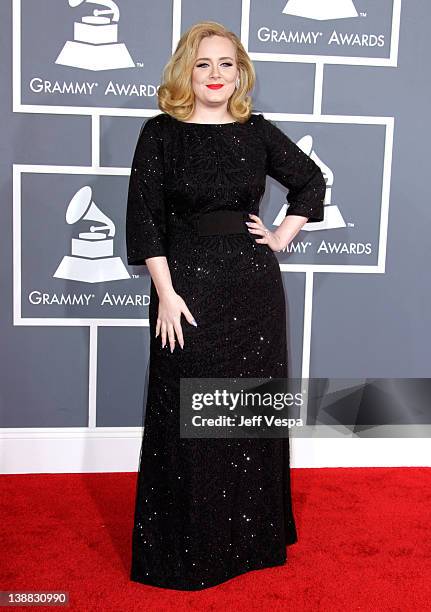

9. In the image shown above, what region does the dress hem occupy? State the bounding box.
[130,541,297,591]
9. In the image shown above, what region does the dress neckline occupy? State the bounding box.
[173,116,239,126]
[183,121,238,125]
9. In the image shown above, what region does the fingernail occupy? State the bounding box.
[191,319,197,326]
[170,346,173,353]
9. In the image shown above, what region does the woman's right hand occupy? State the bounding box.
[155,287,197,352]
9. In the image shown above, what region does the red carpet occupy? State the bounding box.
[1,468,430,611]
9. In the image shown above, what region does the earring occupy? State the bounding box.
[235,76,240,89]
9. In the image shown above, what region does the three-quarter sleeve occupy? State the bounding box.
[258,114,326,223]
[126,116,167,266]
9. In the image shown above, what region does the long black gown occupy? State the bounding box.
[125,111,326,590]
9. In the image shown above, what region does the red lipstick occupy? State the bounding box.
[206,84,224,89]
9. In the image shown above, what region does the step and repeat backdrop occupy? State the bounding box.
[2,0,430,471]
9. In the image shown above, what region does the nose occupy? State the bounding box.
[209,64,220,78]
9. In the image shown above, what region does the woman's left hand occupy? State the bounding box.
[245,213,284,253]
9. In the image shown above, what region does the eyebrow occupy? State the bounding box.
[195,56,234,62]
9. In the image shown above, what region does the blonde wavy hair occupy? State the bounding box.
[157,21,256,123]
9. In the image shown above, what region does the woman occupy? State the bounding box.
[126,21,326,590]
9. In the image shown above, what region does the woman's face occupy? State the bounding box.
[191,35,239,110]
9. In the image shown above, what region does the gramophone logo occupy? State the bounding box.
[55,0,135,71]
[282,0,359,20]
[274,135,345,232]
[53,186,130,283]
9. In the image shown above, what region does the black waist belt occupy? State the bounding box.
[196,210,249,236]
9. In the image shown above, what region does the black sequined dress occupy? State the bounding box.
[125,112,326,590]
